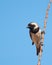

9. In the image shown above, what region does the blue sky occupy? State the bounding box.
[0,0,52,65]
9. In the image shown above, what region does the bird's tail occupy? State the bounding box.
[36,44,41,56]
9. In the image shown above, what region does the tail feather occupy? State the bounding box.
[36,45,41,55]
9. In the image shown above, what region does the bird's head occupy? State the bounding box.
[27,22,39,30]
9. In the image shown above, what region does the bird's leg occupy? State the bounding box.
[40,43,43,46]
[41,30,45,34]
[40,31,45,46]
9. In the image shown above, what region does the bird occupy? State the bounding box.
[27,22,43,55]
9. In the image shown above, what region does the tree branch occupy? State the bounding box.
[37,0,52,65]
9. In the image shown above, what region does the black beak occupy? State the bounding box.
[26,23,31,29]
[26,26,30,28]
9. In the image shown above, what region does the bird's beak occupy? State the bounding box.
[26,26,30,28]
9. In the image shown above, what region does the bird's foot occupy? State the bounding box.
[40,43,43,46]
[41,30,45,34]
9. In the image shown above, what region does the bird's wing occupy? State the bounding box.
[31,32,41,55]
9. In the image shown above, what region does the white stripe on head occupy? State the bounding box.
[30,22,39,29]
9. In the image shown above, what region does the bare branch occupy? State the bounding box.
[37,0,52,65]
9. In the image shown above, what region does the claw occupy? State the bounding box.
[41,31,45,34]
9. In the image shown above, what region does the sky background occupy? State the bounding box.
[0,0,52,65]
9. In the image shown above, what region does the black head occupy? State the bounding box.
[27,22,40,34]
[27,22,39,30]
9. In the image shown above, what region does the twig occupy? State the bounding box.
[37,0,52,65]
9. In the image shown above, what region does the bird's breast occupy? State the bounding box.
[30,31,41,44]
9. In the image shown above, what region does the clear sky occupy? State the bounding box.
[0,0,52,65]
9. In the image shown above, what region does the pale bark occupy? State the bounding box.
[37,0,52,65]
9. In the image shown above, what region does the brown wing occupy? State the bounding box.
[30,32,41,55]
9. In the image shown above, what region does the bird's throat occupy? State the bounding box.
[30,27,39,34]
